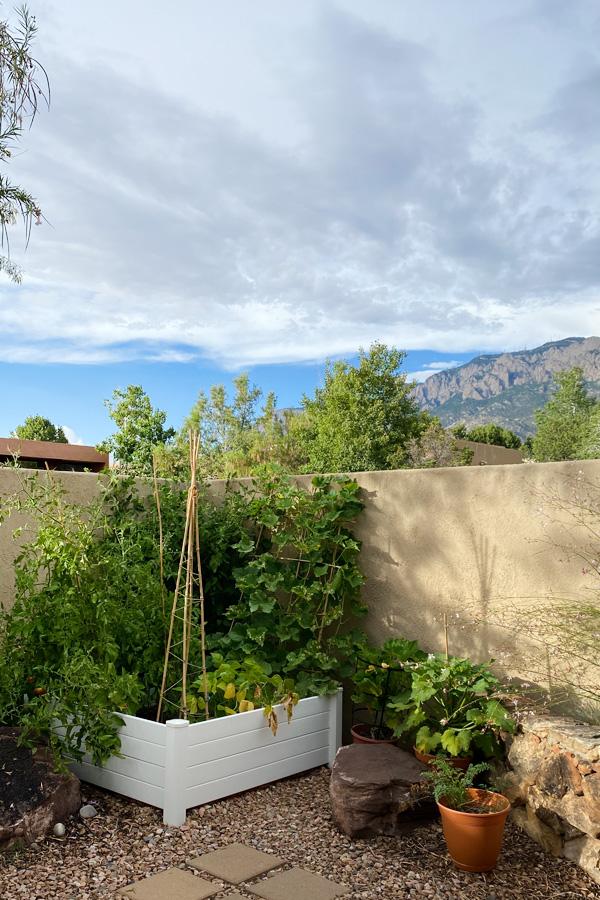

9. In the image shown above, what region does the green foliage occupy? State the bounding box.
[405,420,473,468]
[301,343,428,473]
[351,639,426,735]
[423,758,493,810]
[464,423,522,450]
[0,471,173,764]
[391,654,517,757]
[99,385,176,475]
[186,654,299,734]
[208,468,368,696]
[13,414,68,443]
[156,377,309,479]
[0,465,369,765]
[0,4,49,282]
[533,367,598,462]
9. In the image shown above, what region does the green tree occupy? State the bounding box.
[13,414,68,443]
[301,343,428,473]
[0,5,49,282]
[465,423,522,450]
[99,385,175,475]
[577,406,600,460]
[405,420,473,468]
[532,367,598,462]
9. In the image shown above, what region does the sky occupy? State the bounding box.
[1,0,599,445]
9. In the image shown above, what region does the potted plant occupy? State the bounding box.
[390,653,517,762]
[350,638,426,743]
[424,757,511,872]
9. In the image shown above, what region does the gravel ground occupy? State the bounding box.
[1,767,599,900]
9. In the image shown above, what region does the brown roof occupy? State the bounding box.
[0,438,109,472]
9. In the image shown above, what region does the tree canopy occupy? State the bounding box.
[13,414,67,443]
[98,385,175,475]
[301,343,429,473]
[452,422,522,450]
[0,5,49,282]
[532,367,598,462]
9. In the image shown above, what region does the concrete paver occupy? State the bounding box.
[247,867,350,900]
[188,843,284,885]
[118,867,220,900]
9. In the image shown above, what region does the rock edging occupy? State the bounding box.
[505,715,600,882]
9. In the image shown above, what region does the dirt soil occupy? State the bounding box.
[0,728,49,826]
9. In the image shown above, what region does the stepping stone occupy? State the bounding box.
[247,868,350,900]
[118,868,219,900]
[188,843,284,885]
[219,896,247,900]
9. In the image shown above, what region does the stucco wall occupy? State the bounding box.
[1,460,598,670]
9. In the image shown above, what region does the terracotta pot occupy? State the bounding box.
[413,747,473,771]
[350,722,397,745]
[437,789,510,872]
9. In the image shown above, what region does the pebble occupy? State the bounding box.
[1,771,599,900]
[52,823,65,837]
[79,804,98,819]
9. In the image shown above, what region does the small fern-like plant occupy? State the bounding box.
[423,758,492,810]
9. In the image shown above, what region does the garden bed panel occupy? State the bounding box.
[67,689,342,826]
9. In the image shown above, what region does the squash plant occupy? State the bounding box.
[390,654,517,757]
[186,654,299,734]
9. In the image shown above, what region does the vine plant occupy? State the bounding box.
[208,470,368,697]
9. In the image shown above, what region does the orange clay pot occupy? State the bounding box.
[437,789,510,872]
[413,747,473,771]
[350,722,397,745]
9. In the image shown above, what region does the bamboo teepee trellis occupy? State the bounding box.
[156,431,208,722]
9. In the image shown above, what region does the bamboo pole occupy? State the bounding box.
[152,456,165,616]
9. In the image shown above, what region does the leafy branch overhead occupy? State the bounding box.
[0,4,49,282]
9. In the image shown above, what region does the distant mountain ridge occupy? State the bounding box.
[412,337,600,438]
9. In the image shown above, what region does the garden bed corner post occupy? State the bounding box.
[163,718,190,826]
[329,687,343,768]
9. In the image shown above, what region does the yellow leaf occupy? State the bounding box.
[239,699,249,713]
[224,682,236,700]
[254,685,262,699]
[236,688,247,703]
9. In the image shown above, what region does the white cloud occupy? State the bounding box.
[1,2,599,367]
[61,425,84,445]
[423,361,463,371]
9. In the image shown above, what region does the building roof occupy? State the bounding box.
[0,438,109,473]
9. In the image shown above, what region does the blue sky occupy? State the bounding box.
[1,1,598,444]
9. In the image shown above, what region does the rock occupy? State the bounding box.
[330,743,435,839]
[501,770,531,806]
[534,805,566,835]
[79,805,98,819]
[564,835,600,884]
[52,822,66,837]
[537,755,569,799]
[583,773,600,814]
[561,753,584,795]
[0,728,80,849]
[547,724,600,763]
[508,732,552,779]
[529,787,600,839]
[523,716,578,738]
[509,806,564,857]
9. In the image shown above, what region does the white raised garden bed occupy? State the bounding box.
[68,688,342,826]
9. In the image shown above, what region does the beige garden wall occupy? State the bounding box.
[1,460,598,671]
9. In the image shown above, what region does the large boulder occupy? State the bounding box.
[0,727,81,848]
[330,743,435,839]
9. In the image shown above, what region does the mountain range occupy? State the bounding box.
[412,337,600,438]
